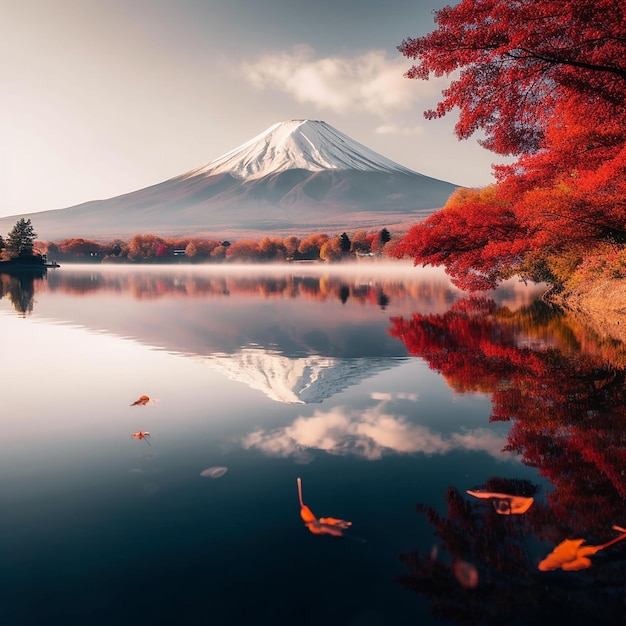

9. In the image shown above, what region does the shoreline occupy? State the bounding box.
[547,279,626,344]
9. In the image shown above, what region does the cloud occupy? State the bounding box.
[242,398,516,462]
[374,124,424,136]
[240,45,445,118]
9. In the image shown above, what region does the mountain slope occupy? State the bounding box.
[0,120,459,240]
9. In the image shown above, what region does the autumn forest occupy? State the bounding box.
[0,228,395,264]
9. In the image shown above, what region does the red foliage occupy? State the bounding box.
[499,95,626,248]
[393,187,528,290]
[155,243,171,257]
[397,2,626,289]
[399,0,626,156]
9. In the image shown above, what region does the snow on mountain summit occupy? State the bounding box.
[182,119,420,181]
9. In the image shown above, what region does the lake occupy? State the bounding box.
[2,263,625,625]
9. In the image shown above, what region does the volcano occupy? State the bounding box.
[0,120,459,240]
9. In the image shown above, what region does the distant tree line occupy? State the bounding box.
[31,227,398,263]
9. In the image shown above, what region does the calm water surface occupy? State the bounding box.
[1,263,625,625]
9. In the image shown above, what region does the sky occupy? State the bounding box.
[0,0,505,219]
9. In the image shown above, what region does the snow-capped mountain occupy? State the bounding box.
[0,120,459,240]
[199,347,404,404]
[181,119,418,180]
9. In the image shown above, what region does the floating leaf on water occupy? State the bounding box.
[131,431,150,440]
[297,477,351,537]
[538,538,596,571]
[539,529,626,571]
[466,490,534,514]
[131,395,151,406]
[200,466,228,478]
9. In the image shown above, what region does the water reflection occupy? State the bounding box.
[397,477,626,625]
[242,391,513,462]
[0,272,42,316]
[43,265,406,306]
[389,295,626,509]
[3,265,626,625]
[205,349,402,403]
[391,296,626,624]
[15,264,488,403]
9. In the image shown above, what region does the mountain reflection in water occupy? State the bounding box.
[2,264,626,625]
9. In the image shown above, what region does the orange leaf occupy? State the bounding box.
[300,504,317,524]
[304,520,344,537]
[131,395,150,406]
[297,477,351,537]
[538,538,589,571]
[131,430,150,440]
[466,490,534,514]
[539,531,626,572]
[318,517,352,529]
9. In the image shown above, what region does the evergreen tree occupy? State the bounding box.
[6,218,37,258]
[379,227,391,245]
[339,232,351,254]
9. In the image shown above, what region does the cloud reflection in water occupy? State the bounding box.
[242,392,515,462]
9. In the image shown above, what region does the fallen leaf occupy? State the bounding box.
[539,529,626,571]
[131,395,151,406]
[466,490,534,514]
[297,477,351,537]
[131,430,150,440]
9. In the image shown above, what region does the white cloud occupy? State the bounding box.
[240,45,446,118]
[242,398,516,462]
[375,124,424,136]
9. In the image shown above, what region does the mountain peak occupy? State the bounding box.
[180,119,420,181]
[0,119,458,240]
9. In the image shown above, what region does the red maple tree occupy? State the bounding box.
[396,0,626,290]
[399,0,626,156]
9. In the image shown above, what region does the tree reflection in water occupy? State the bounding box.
[0,272,44,316]
[389,297,626,625]
[43,268,399,309]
